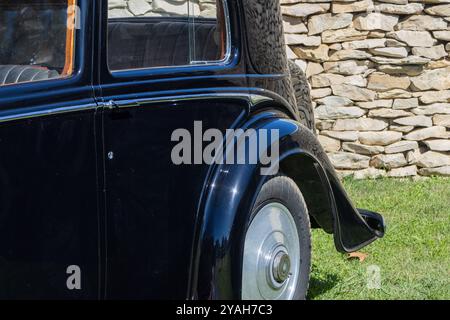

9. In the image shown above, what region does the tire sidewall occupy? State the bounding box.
[243,176,312,300]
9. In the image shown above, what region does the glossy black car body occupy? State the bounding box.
[0,0,384,299]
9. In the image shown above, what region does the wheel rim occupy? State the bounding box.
[242,202,300,300]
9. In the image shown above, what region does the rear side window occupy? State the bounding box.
[0,0,78,87]
[107,0,229,71]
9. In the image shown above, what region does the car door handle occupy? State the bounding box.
[103,99,138,120]
[102,100,139,110]
[104,100,119,110]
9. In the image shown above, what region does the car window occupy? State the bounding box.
[0,0,78,87]
[107,0,229,71]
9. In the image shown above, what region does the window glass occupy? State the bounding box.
[107,0,228,71]
[0,0,78,86]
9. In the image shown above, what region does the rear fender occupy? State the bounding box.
[190,111,384,299]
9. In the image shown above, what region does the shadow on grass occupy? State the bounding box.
[307,267,340,300]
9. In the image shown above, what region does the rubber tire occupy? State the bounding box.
[248,175,312,300]
[288,60,316,134]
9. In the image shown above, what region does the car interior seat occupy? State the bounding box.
[108,18,222,71]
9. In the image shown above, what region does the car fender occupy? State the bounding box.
[189,111,384,299]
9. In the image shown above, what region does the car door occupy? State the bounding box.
[0,0,99,299]
[99,0,249,299]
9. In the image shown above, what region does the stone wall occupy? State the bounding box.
[108,0,216,18]
[282,0,450,178]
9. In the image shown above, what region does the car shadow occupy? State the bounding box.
[307,268,340,300]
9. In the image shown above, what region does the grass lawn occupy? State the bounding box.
[308,177,450,300]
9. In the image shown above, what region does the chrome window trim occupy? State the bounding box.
[189,0,232,66]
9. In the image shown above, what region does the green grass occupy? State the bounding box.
[308,177,450,300]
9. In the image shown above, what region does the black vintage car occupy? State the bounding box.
[0,0,384,300]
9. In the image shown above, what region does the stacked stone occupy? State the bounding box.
[108,0,217,18]
[282,0,450,178]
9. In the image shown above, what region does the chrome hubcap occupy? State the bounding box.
[272,249,291,284]
[242,203,300,300]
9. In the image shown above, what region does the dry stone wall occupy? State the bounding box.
[282,0,450,178]
[108,0,216,18]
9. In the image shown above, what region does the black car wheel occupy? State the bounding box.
[241,176,312,300]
